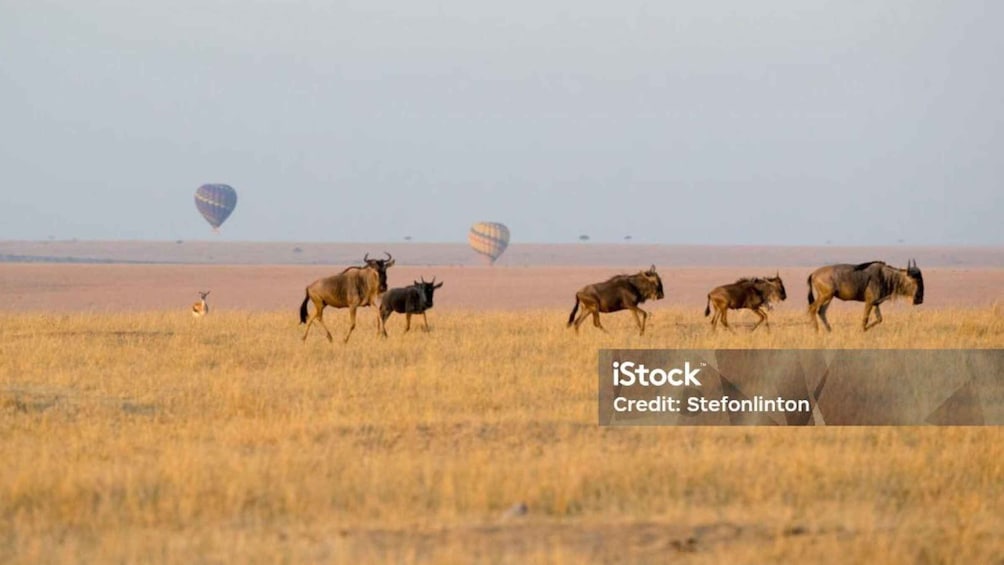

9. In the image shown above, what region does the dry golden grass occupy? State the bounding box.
[1,307,1003,564]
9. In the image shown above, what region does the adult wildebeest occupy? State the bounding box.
[704,274,786,331]
[298,253,395,343]
[807,260,924,332]
[567,266,665,336]
[379,277,443,336]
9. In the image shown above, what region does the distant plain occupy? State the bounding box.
[1,241,1002,563]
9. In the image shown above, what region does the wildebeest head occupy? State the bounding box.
[640,265,664,300]
[414,276,444,308]
[363,252,395,292]
[906,259,924,305]
[768,272,787,302]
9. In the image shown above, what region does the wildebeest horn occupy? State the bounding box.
[384,252,392,261]
[364,252,370,262]
[420,276,427,284]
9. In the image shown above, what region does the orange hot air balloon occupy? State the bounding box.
[468,222,510,264]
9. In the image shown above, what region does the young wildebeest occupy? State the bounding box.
[807,260,924,332]
[567,266,665,336]
[191,291,210,318]
[704,275,786,331]
[299,253,395,343]
[379,277,443,336]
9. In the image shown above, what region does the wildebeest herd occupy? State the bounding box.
[196,255,927,341]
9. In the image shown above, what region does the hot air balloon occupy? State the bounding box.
[468,222,510,265]
[194,184,238,232]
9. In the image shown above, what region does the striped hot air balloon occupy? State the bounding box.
[194,184,238,232]
[468,222,510,265]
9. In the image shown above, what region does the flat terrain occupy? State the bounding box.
[1,264,1001,313]
[2,242,1002,563]
[2,309,1002,563]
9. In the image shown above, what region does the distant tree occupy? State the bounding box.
[579,234,590,242]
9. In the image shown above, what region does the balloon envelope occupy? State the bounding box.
[194,184,238,230]
[468,222,510,264]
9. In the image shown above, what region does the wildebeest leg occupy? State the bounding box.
[303,301,334,343]
[627,306,649,335]
[710,307,721,330]
[720,308,732,330]
[343,306,357,343]
[572,303,593,334]
[859,305,875,331]
[379,309,391,338]
[629,308,644,336]
[867,304,884,330]
[862,302,876,331]
[808,288,829,332]
[404,313,412,333]
[751,308,768,332]
[591,311,607,332]
[421,312,430,332]
[817,300,833,332]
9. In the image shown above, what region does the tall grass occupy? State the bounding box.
[1,308,1002,563]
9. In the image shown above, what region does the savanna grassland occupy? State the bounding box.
[2,307,1003,564]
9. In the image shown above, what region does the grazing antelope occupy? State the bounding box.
[379,277,444,336]
[567,266,665,336]
[191,291,210,318]
[299,253,395,343]
[807,260,924,332]
[704,275,786,331]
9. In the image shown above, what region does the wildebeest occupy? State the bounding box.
[567,266,665,335]
[807,260,924,332]
[379,277,443,336]
[298,253,395,343]
[704,274,787,331]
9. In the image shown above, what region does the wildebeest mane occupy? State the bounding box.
[853,261,886,271]
[602,273,632,283]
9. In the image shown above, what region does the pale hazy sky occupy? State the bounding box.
[1,1,1000,244]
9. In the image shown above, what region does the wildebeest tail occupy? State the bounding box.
[704,296,711,317]
[299,291,310,324]
[567,298,580,327]
[806,275,815,306]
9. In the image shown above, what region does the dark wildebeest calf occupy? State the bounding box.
[299,252,395,343]
[567,266,665,336]
[807,260,924,332]
[704,275,786,331]
[379,277,443,336]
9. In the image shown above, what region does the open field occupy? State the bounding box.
[1,263,1001,312]
[2,308,1003,563]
